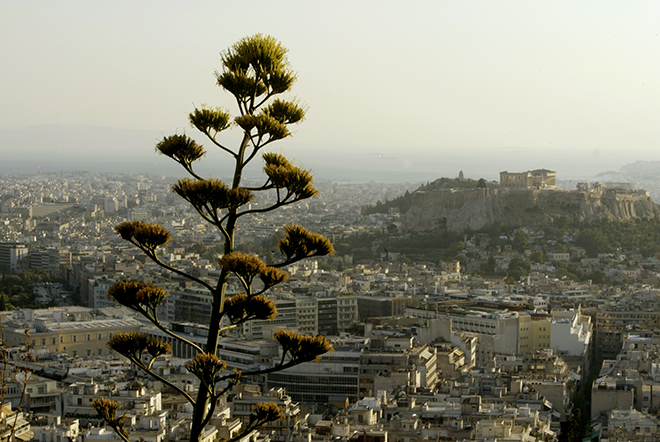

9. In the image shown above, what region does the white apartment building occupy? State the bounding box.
[550,308,592,357]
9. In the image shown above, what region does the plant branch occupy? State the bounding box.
[135,246,215,293]
[181,162,204,181]
[132,358,196,405]
[203,130,237,157]
[218,359,298,382]
[148,315,204,354]
[254,91,275,110]
[218,324,240,332]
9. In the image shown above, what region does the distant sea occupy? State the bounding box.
[0,149,647,185]
[0,125,656,184]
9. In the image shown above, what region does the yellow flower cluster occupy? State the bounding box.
[223,293,277,323]
[219,252,289,288]
[263,153,318,200]
[185,353,227,386]
[115,221,171,251]
[274,330,333,363]
[173,178,253,216]
[107,332,171,361]
[108,281,167,312]
[278,224,335,261]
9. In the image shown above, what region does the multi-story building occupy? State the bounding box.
[591,331,660,419]
[30,247,71,277]
[0,242,28,272]
[318,297,338,335]
[606,408,659,441]
[245,294,358,338]
[231,386,300,442]
[296,297,318,335]
[267,344,361,404]
[359,336,438,397]
[171,286,214,324]
[337,295,359,331]
[1,307,142,358]
[550,308,592,375]
[244,298,298,339]
[88,276,118,309]
[595,310,660,359]
[64,380,162,417]
[518,313,552,354]
[357,296,418,321]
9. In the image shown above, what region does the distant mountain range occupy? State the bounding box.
[590,161,660,201]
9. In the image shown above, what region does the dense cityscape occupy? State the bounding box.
[2,167,660,441]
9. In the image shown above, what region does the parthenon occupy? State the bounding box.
[499,169,556,188]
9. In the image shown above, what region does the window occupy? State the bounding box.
[86,334,91,341]
[72,350,77,356]
[72,335,77,342]
[51,338,56,345]
[98,333,102,340]
[109,332,113,339]
[98,348,102,356]
[60,336,63,343]
[41,338,46,346]
[87,349,91,357]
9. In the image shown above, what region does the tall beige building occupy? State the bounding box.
[518,313,552,353]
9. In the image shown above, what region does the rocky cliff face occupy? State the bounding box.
[401,187,660,232]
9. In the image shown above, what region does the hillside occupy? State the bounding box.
[401,185,660,233]
[363,177,497,215]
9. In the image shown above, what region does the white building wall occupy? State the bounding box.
[550,310,591,357]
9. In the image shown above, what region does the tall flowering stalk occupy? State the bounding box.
[93,35,333,442]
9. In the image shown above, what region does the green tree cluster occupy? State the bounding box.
[92,35,334,442]
[0,269,58,311]
[575,219,660,258]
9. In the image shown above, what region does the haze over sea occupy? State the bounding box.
[0,125,642,185]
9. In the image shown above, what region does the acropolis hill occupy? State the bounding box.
[401,170,660,232]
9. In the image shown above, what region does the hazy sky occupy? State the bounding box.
[2,1,660,180]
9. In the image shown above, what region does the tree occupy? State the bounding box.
[576,228,612,258]
[506,256,530,280]
[585,270,607,284]
[512,230,530,252]
[92,35,334,442]
[446,241,465,259]
[188,242,207,255]
[530,251,544,263]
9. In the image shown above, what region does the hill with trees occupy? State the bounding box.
[363,177,498,215]
[401,184,659,232]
